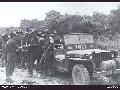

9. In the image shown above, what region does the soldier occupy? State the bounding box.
[35,33,45,72]
[40,33,55,78]
[27,30,39,76]
[5,32,20,82]
[21,35,28,69]
[1,34,8,67]
[16,32,23,68]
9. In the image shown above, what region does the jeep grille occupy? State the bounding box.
[93,52,112,68]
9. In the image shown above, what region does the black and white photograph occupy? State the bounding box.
[0,2,120,85]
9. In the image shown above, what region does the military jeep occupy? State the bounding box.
[48,33,120,85]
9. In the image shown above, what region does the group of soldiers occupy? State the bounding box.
[0,29,55,82]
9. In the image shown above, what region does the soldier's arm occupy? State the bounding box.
[5,40,11,52]
[14,41,21,51]
[44,39,50,49]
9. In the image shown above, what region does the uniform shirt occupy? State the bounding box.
[48,43,54,50]
[30,35,39,45]
[38,39,44,49]
[16,37,22,47]
[2,41,7,53]
[44,36,50,50]
[6,39,18,53]
[27,33,39,52]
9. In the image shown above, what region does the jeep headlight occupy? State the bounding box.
[89,55,93,60]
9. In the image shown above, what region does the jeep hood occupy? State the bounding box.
[66,49,111,55]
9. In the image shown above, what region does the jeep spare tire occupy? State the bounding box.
[72,64,90,85]
[100,60,117,71]
[115,57,120,68]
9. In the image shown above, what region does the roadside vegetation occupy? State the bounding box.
[5,5,120,51]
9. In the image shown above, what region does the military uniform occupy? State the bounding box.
[16,36,22,68]
[21,45,28,69]
[40,35,54,77]
[21,34,29,69]
[27,31,39,76]
[1,41,7,67]
[35,37,44,71]
[1,35,8,67]
[5,34,18,81]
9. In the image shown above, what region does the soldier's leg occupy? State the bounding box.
[1,53,5,67]
[22,50,29,69]
[21,51,24,68]
[44,51,54,76]
[27,52,35,76]
[16,52,19,68]
[4,53,7,67]
[11,53,16,76]
[6,53,15,80]
[39,54,45,74]
[40,50,49,78]
[17,51,22,69]
[17,51,22,68]
[38,50,44,70]
[5,53,16,83]
[7,53,16,76]
[26,51,29,69]
[6,53,11,79]
[36,53,43,71]
[40,62,48,79]
[22,51,27,69]
[39,53,46,76]
[21,52,26,68]
[25,51,29,69]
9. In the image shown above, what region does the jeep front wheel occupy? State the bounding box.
[72,64,90,85]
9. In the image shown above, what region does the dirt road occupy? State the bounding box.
[0,66,120,85]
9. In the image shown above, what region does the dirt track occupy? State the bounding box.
[0,66,120,85]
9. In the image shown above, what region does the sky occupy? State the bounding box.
[0,2,120,27]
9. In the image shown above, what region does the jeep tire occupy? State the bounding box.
[72,64,90,85]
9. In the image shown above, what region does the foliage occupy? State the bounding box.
[19,6,120,41]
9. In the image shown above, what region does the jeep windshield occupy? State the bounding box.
[64,34,94,45]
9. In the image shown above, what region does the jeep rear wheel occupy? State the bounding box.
[72,64,90,85]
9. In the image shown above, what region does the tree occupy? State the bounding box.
[20,19,32,32]
[110,8,120,34]
[44,10,62,33]
[20,19,45,34]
